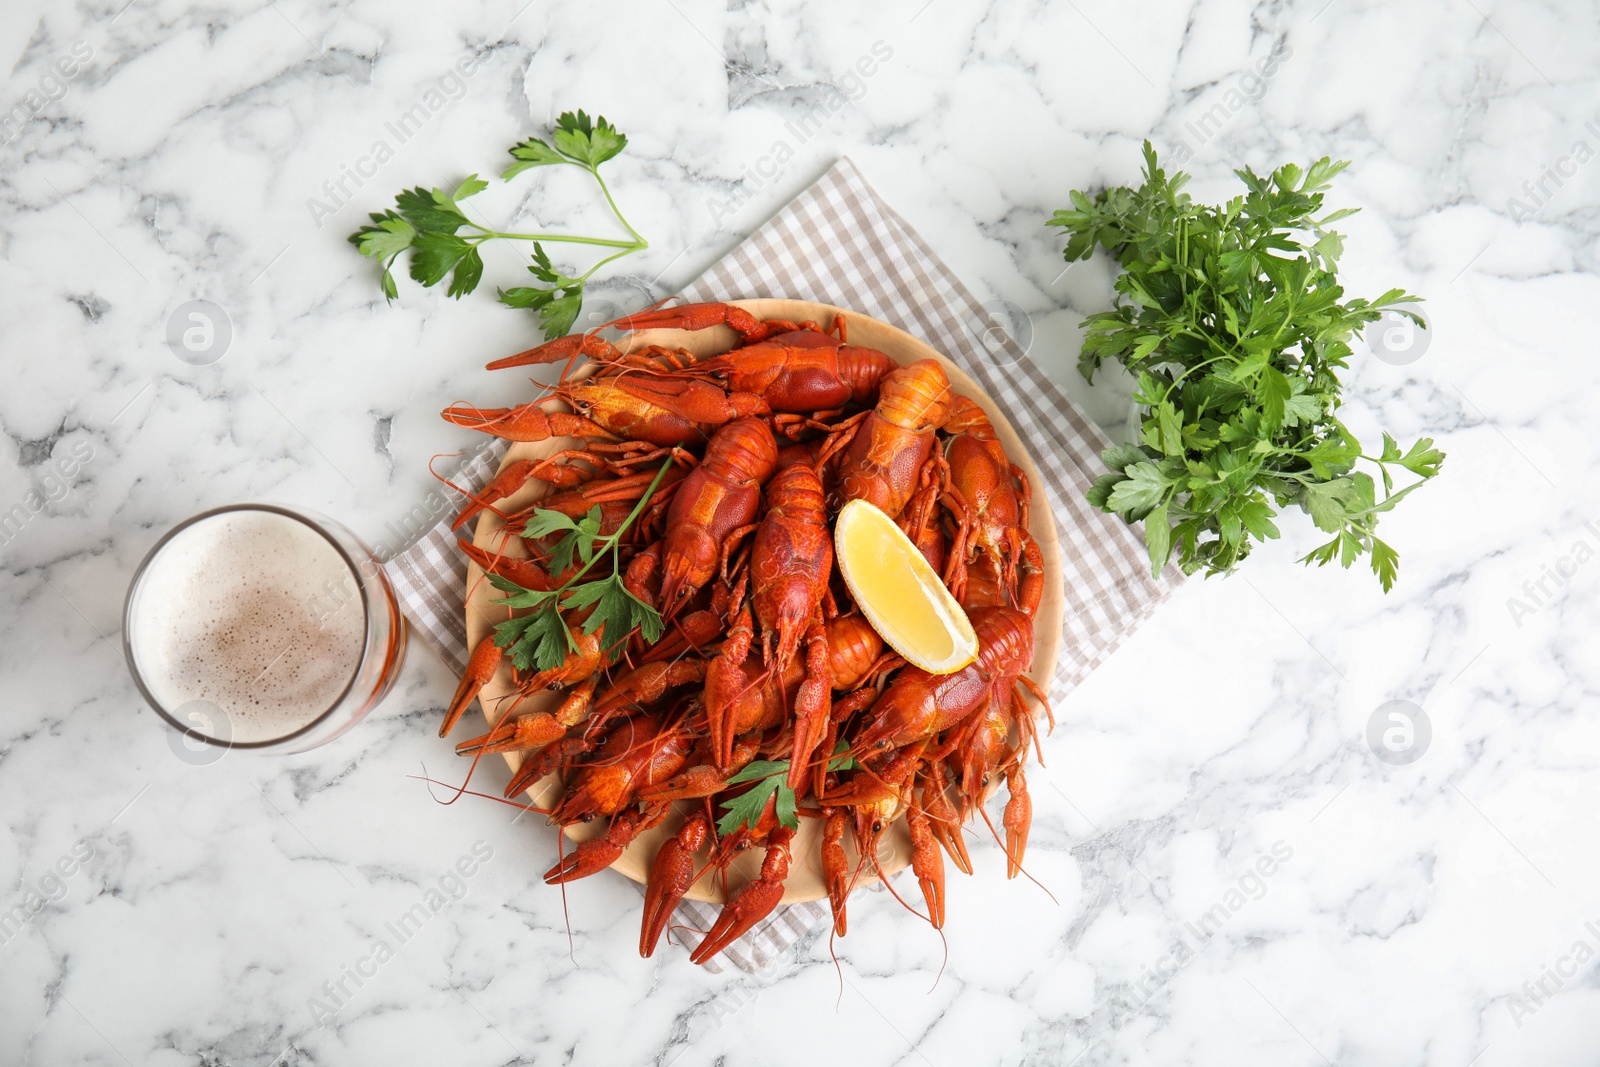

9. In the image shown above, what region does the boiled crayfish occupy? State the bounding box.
[438,301,1052,964]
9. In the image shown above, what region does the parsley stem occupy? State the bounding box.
[461,166,647,255]
[589,166,647,247]
[1155,352,1232,404]
[463,224,643,250]
[544,457,677,599]
[577,245,642,284]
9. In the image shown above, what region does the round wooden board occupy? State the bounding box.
[463,299,1064,905]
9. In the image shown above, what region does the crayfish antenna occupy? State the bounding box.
[425,451,466,485]
[865,841,931,927]
[831,928,846,1012]
[409,770,551,818]
[928,928,949,995]
[669,919,710,950]
[435,681,515,796]
[437,679,525,800]
[553,830,576,964]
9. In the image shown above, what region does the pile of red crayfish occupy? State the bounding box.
[440,302,1051,964]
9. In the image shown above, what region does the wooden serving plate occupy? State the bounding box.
[463,299,1063,905]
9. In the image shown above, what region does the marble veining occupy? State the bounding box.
[2,1,1598,1064]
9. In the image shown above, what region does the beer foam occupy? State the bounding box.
[130,509,367,743]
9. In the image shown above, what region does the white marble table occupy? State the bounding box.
[3,1,1597,1064]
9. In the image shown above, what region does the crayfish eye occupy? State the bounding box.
[579,813,594,823]
[872,821,883,833]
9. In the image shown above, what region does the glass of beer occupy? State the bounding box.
[124,504,406,755]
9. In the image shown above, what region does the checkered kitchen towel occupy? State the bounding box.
[383,157,1180,973]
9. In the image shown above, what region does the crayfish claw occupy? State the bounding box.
[907,808,946,929]
[1002,764,1031,880]
[614,301,767,340]
[640,814,709,957]
[688,827,793,965]
[486,331,620,371]
[545,808,650,885]
[441,636,502,737]
[543,837,624,884]
[821,811,850,937]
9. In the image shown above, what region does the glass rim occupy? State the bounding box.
[122,502,376,751]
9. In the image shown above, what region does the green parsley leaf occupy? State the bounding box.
[395,186,468,233]
[1105,461,1174,517]
[573,507,602,565]
[485,572,558,610]
[550,110,628,168]
[716,777,783,835]
[348,211,418,304]
[493,604,570,673]
[499,242,587,339]
[408,231,472,288]
[502,136,567,180]
[1301,477,1356,533]
[725,759,791,786]
[547,528,581,578]
[348,212,415,262]
[1369,536,1400,593]
[1394,437,1445,479]
[773,782,798,829]
[445,247,483,299]
[1145,501,1173,574]
[561,572,661,658]
[518,507,581,542]
[1101,443,1150,473]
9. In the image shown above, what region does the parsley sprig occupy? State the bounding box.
[486,460,673,672]
[715,743,857,835]
[348,110,647,339]
[1050,142,1444,591]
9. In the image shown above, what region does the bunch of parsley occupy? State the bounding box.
[1050,142,1443,590]
[348,110,646,339]
[487,461,672,673]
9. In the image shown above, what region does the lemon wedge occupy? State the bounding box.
[834,498,977,675]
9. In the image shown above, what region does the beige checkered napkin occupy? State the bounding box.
[383,157,1178,974]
